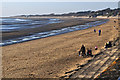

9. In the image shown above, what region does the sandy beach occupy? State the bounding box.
[2,18,118,78]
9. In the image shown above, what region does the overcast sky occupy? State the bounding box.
[1,0,120,2]
[1,0,120,17]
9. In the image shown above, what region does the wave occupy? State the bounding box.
[15,19,28,21]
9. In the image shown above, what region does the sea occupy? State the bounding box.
[0,18,108,46]
[0,18,62,32]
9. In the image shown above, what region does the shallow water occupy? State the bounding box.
[0,18,63,32]
[0,19,108,46]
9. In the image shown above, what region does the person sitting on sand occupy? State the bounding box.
[79,45,86,57]
[105,42,109,48]
[86,48,90,56]
[87,48,93,57]
[108,41,112,47]
[95,46,98,50]
[105,41,112,48]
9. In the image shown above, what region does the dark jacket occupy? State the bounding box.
[80,45,85,53]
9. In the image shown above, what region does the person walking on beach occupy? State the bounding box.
[99,29,101,36]
[114,20,116,23]
[79,45,86,57]
[94,29,96,32]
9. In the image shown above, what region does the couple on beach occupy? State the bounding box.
[94,29,101,36]
[78,45,93,57]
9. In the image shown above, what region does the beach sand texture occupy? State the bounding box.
[2,19,118,78]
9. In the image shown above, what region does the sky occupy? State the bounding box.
[1,0,120,2]
[0,0,120,17]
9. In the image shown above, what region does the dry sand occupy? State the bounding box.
[2,18,118,78]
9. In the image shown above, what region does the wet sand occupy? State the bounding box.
[2,18,118,78]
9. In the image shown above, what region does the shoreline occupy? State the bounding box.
[1,18,108,46]
[2,18,118,78]
[1,19,108,46]
[2,18,103,41]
